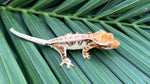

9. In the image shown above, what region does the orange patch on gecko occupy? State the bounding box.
[75,35,79,38]
[82,35,84,38]
[92,30,120,49]
[64,36,67,39]
[50,39,57,42]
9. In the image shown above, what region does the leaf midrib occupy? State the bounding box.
[0,6,150,29]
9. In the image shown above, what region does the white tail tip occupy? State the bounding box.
[10,28,14,32]
[9,27,51,45]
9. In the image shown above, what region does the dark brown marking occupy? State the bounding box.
[45,43,50,46]
[83,46,89,51]
[53,44,67,59]
[62,53,66,59]
[71,41,76,45]
[97,44,108,49]
[84,39,93,45]
[89,43,96,47]
[83,51,87,56]
[67,41,76,46]
[77,40,83,46]
[66,42,72,46]
[59,46,65,52]
[66,42,71,46]
[62,53,65,56]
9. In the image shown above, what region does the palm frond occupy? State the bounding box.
[0,0,150,84]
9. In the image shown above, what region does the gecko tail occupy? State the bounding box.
[10,28,51,45]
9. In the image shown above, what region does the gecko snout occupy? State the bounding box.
[108,40,120,49]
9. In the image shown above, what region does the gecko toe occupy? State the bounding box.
[89,55,92,57]
[87,57,91,60]
[83,56,86,59]
[59,62,64,67]
[67,66,70,69]
[60,58,74,69]
[83,52,92,60]
[83,55,92,60]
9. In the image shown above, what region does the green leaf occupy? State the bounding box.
[116,24,150,50]
[73,0,108,16]
[0,26,27,84]
[95,0,139,19]
[133,14,150,24]
[100,21,150,77]
[1,9,59,84]
[133,25,150,40]
[53,0,85,13]
[0,0,150,83]
[116,2,150,21]
[8,0,34,7]
[31,0,56,10]
[96,0,122,15]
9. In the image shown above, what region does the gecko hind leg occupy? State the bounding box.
[54,45,74,69]
[60,58,74,69]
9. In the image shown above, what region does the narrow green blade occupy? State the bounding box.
[96,0,122,16]
[53,0,85,13]
[117,23,150,50]
[116,2,150,21]
[133,14,150,24]
[8,0,29,7]
[95,0,139,19]
[133,25,150,40]
[31,0,55,10]
[74,0,108,16]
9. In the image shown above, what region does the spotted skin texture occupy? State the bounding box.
[10,28,120,70]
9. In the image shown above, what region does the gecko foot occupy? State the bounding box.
[83,52,92,60]
[60,58,74,69]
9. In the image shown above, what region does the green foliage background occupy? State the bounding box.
[0,0,150,84]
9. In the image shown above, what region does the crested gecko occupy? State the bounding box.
[10,28,120,69]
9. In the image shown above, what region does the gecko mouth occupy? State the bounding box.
[107,43,113,47]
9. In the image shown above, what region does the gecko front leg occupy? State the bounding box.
[53,44,74,69]
[82,45,94,60]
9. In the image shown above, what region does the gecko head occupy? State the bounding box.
[92,30,120,49]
